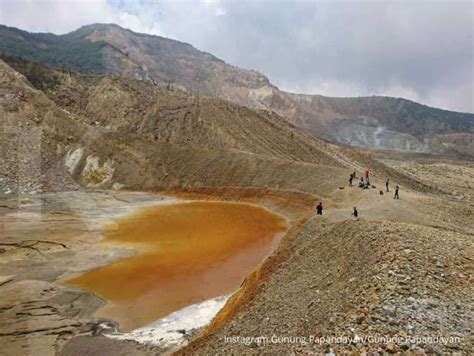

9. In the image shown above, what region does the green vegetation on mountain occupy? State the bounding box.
[0,25,106,72]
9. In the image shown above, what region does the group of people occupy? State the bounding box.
[317,169,400,217]
[351,169,374,190]
[351,170,399,199]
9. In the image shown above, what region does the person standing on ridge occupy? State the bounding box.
[386,179,390,192]
[349,173,354,186]
[365,169,370,180]
[394,185,400,199]
[352,207,358,218]
[316,202,323,215]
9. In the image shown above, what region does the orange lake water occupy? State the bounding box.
[63,201,288,331]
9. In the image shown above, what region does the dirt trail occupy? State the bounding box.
[322,172,472,237]
[326,185,419,223]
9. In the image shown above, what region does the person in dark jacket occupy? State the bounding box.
[386,179,390,192]
[316,202,323,215]
[352,207,358,218]
[394,185,400,199]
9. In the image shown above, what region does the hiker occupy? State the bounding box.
[349,173,354,186]
[366,178,371,189]
[352,207,358,218]
[359,177,365,188]
[386,179,390,192]
[394,185,400,199]
[365,169,370,180]
[316,202,323,215]
[353,171,357,179]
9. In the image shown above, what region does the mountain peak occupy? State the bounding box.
[69,23,132,38]
[0,24,471,156]
[78,23,122,31]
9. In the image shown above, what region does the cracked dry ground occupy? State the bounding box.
[0,191,174,355]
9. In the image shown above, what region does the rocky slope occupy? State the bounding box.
[181,218,473,354]
[2,55,439,199]
[1,57,472,356]
[1,24,472,156]
[0,56,351,198]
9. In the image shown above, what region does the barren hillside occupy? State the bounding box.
[1,56,361,199]
[0,55,472,356]
[1,24,472,156]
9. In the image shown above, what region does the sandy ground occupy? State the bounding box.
[381,158,474,204]
[1,160,473,355]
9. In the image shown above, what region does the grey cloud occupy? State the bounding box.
[156,0,473,112]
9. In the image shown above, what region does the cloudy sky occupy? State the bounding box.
[0,0,473,112]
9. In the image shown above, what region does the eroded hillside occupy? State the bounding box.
[1,57,349,198]
[1,56,473,355]
[1,24,472,156]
